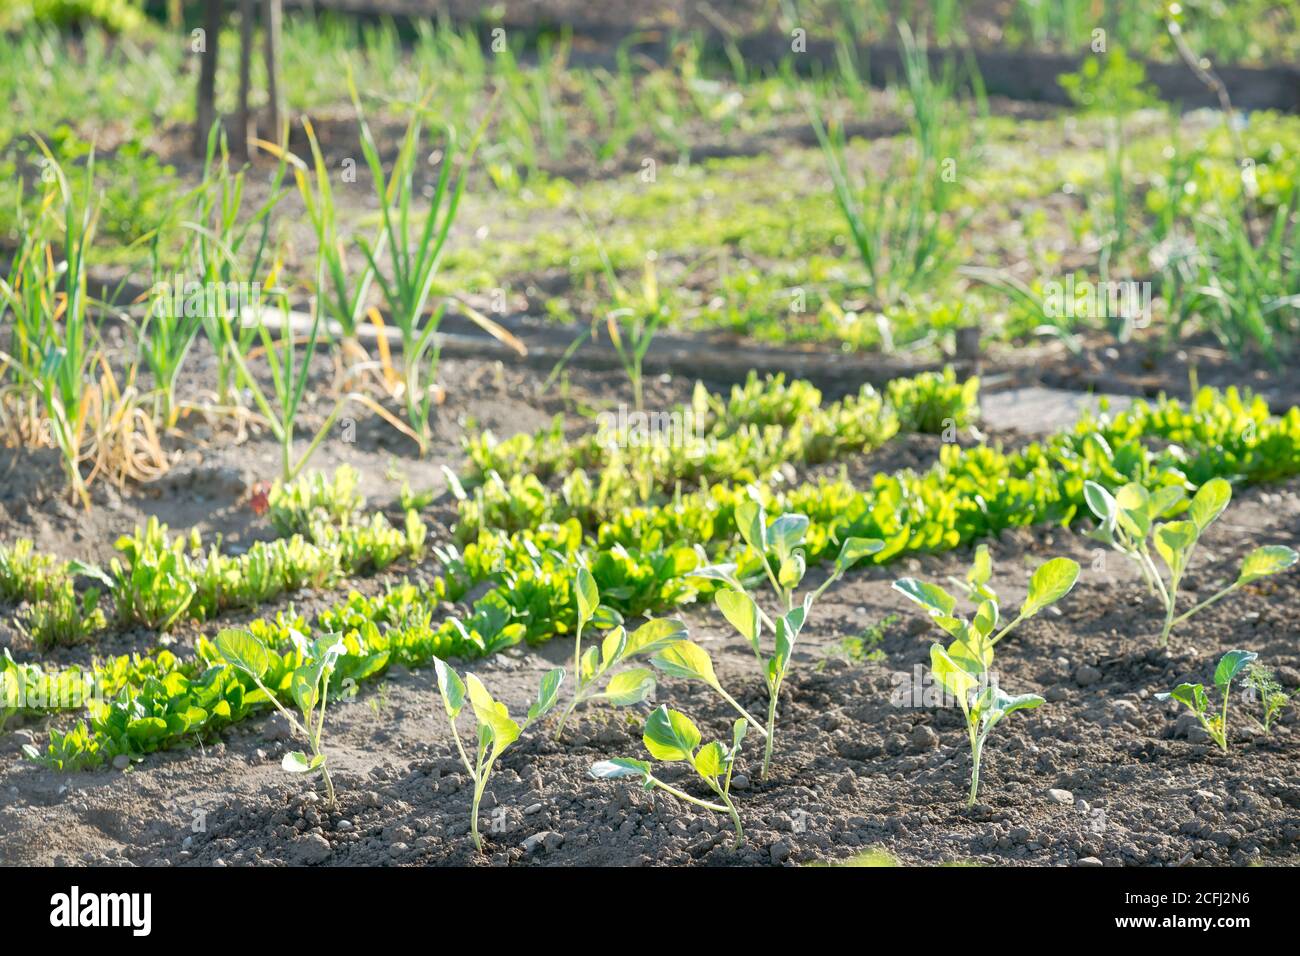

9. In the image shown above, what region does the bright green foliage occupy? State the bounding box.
[433,658,563,852]
[267,465,365,537]
[20,581,105,650]
[216,627,346,804]
[0,539,103,648]
[1156,649,1257,752]
[553,565,681,737]
[1243,663,1292,734]
[106,511,427,631]
[897,549,1079,805]
[591,705,748,848]
[0,538,65,604]
[886,368,980,435]
[1085,477,1298,645]
[690,495,884,778]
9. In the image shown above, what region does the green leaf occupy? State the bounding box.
[930,642,976,715]
[1114,483,1153,538]
[575,567,599,628]
[693,741,726,781]
[290,665,321,717]
[715,589,761,650]
[777,551,806,590]
[835,536,885,572]
[215,628,271,681]
[625,617,689,656]
[1237,545,1298,584]
[466,674,520,755]
[590,757,651,780]
[773,596,812,675]
[643,705,701,762]
[1153,520,1196,577]
[972,599,999,638]
[1157,682,1207,714]
[599,626,628,669]
[990,690,1044,719]
[528,667,565,721]
[769,514,809,561]
[651,640,719,689]
[433,656,466,718]
[601,668,656,706]
[689,563,741,586]
[1020,557,1080,617]
[892,578,957,618]
[282,751,325,773]
[1083,480,1116,527]
[731,718,748,755]
[967,544,994,599]
[1188,478,1231,533]
[735,498,767,554]
[1213,650,1258,693]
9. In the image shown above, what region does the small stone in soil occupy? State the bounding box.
[911,725,940,750]
[1046,788,1074,806]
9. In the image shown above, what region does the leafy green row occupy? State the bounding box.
[103,509,426,632]
[21,386,1300,769]
[0,539,106,649]
[463,369,978,491]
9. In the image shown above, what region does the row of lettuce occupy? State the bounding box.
[6,377,1300,770]
[0,370,973,646]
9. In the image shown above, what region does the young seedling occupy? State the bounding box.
[895,552,1080,805]
[433,657,564,852]
[591,705,748,848]
[553,565,681,737]
[1085,477,1298,646]
[694,496,884,779]
[1244,663,1291,734]
[1156,649,1257,752]
[215,627,344,805]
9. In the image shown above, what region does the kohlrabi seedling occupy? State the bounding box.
[1085,477,1298,646]
[1244,663,1291,734]
[433,657,564,852]
[553,566,677,738]
[216,627,345,806]
[1156,649,1257,752]
[693,494,883,779]
[895,552,1080,805]
[591,705,748,848]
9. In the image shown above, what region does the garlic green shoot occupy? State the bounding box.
[693,495,884,779]
[434,657,564,852]
[1085,477,1298,645]
[1156,649,1257,752]
[591,705,748,848]
[216,627,345,806]
[896,552,1079,805]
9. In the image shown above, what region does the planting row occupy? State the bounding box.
[0,468,425,648]
[171,482,1298,850]
[9,384,1299,777]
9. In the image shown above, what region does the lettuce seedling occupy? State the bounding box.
[216,627,345,805]
[1085,477,1297,646]
[434,657,564,852]
[895,552,1080,805]
[591,705,748,848]
[554,567,676,737]
[1244,663,1291,733]
[1156,649,1257,752]
[694,495,883,779]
